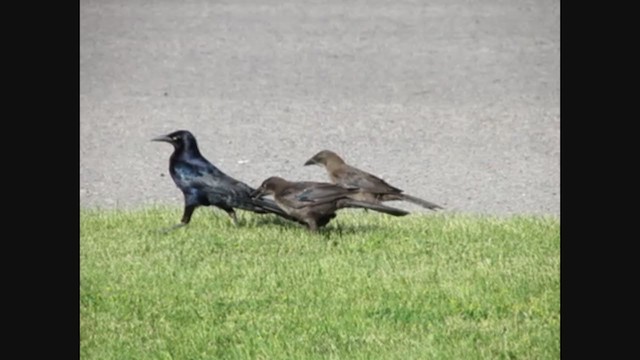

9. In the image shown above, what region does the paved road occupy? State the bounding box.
[80,0,559,215]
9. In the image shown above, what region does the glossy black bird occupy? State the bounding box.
[152,130,296,231]
[304,150,443,210]
[251,176,409,232]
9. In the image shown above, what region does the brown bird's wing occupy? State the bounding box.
[333,165,403,194]
[278,182,355,209]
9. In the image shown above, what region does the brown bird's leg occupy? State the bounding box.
[307,219,319,232]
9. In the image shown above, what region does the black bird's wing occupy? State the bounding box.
[172,157,272,212]
[333,165,403,194]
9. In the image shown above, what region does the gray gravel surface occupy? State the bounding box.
[80,0,559,215]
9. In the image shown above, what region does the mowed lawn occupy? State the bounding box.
[80,208,559,359]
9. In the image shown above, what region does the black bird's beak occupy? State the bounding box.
[151,135,172,143]
[250,187,266,199]
[303,158,317,166]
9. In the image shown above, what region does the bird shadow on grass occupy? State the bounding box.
[248,215,384,238]
[248,215,302,230]
[320,221,384,237]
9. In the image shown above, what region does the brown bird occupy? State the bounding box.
[304,150,443,210]
[250,176,409,231]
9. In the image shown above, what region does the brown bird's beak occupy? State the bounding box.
[303,157,317,166]
[250,186,266,199]
[151,135,172,143]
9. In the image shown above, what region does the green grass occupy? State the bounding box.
[80,207,559,359]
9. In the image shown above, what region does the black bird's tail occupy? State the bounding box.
[252,197,288,216]
[250,197,306,224]
[338,199,409,217]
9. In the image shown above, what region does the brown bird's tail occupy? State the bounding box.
[338,199,409,217]
[397,194,443,210]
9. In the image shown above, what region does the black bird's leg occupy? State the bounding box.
[216,205,238,226]
[227,210,238,226]
[160,204,196,234]
[181,204,196,224]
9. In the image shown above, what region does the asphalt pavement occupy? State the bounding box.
[80,0,559,215]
